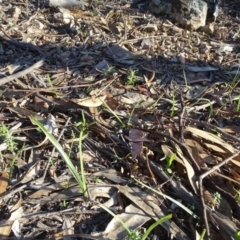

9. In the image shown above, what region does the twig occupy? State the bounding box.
[0,60,44,86]
[188,100,217,112]
[199,151,240,240]
[22,207,104,219]
[0,184,27,203]
[206,205,239,239]
[3,77,114,93]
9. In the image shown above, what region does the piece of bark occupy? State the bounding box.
[149,0,208,30]
[42,0,88,10]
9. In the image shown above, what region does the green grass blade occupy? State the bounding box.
[78,113,87,194]
[199,229,206,240]
[141,214,172,240]
[99,203,131,236]
[101,100,126,127]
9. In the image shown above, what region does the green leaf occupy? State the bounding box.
[166,153,176,168]
[235,231,240,240]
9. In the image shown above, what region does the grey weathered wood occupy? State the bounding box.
[42,0,88,10]
[149,0,208,30]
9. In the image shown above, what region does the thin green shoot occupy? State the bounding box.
[112,149,125,163]
[76,111,87,196]
[234,187,240,202]
[69,130,76,159]
[165,153,176,174]
[208,129,221,137]
[134,178,198,218]
[47,74,57,96]
[94,176,102,183]
[60,200,69,208]
[150,93,164,110]
[237,95,240,112]
[199,229,206,240]
[83,30,88,37]
[100,100,126,127]
[99,203,132,237]
[213,99,229,118]
[29,116,87,196]
[187,203,196,211]
[199,98,213,116]
[64,179,70,189]
[8,148,24,180]
[127,102,140,126]
[170,91,175,118]
[182,67,188,87]
[48,157,54,167]
[141,214,172,240]
[227,67,239,95]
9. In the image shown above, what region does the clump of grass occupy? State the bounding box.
[0,123,18,152]
[103,65,115,77]
[29,115,87,196]
[126,68,139,85]
[211,192,221,209]
[60,200,69,208]
[0,123,25,180]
